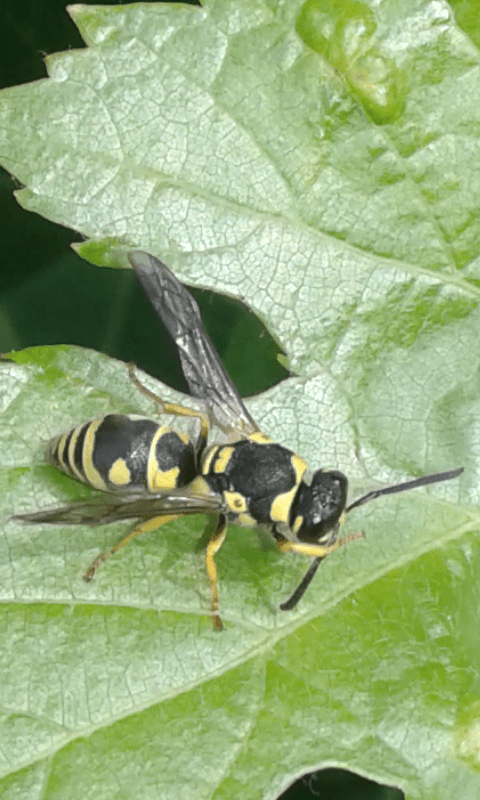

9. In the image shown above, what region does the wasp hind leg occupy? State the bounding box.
[204,514,228,632]
[83,514,184,582]
[127,363,210,445]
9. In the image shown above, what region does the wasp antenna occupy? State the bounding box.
[346,466,464,514]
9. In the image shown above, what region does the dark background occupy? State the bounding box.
[0,2,404,798]
[0,0,286,397]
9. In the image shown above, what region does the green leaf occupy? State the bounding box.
[0,2,479,799]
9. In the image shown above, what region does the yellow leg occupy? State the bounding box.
[205,515,227,631]
[275,529,365,558]
[127,363,210,442]
[83,514,183,581]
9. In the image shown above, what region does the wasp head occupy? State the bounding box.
[292,470,348,543]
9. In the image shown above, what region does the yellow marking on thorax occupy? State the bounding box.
[270,485,298,525]
[223,490,247,514]
[223,492,257,527]
[270,453,307,525]
[248,431,272,444]
[291,453,308,482]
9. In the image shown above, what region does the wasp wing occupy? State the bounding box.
[129,251,259,438]
[13,487,225,526]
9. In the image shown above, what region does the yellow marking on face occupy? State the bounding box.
[108,457,132,487]
[152,466,181,490]
[213,446,235,474]
[82,419,109,491]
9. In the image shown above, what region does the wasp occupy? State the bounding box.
[15,252,463,629]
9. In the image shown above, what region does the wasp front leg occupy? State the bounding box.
[273,528,365,610]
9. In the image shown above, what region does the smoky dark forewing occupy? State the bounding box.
[128,251,259,437]
[13,490,225,526]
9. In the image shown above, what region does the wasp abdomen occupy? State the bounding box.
[48,414,197,493]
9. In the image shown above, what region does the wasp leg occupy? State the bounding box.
[83,513,183,581]
[279,556,324,611]
[127,363,210,444]
[205,514,227,631]
[273,530,365,611]
[274,530,365,559]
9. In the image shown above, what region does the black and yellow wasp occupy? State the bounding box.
[15,252,463,629]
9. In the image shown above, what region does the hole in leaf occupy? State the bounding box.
[2,232,288,399]
[278,768,405,800]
